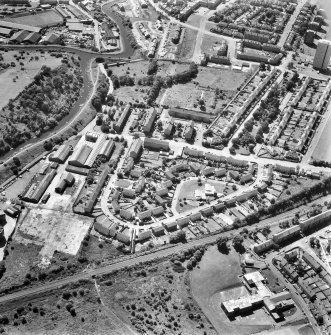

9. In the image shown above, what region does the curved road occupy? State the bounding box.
[1,59,100,168]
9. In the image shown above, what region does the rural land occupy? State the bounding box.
[0,0,331,334]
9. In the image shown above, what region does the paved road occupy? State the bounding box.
[278,0,306,48]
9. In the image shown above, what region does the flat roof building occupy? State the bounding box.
[313,39,331,70]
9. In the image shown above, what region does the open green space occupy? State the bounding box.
[190,245,271,335]
[3,9,63,27]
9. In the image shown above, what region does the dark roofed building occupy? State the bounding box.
[184,121,195,141]
[240,173,253,184]
[152,225,165,236]
[9,30,29,44]
[40,32,60,44]
[84,168,109,214]
[165,170,176,181]
[137,230,152,242]
[201,207,213,217]
[23,31,41,44]
[213,202,226,212]
[143,109,157,134]
[177,217,190,228]
[155,194,167,206]
[114,104,131,133]
[165,221,178,231]
[65,165,89,176]
[302,252,322,273]
[190,212,201,222]
[144,137,170,151]
[169,107,214,123]
[50,144,72,164]
[152,206,164,216]
[117,232,130,245]
[215,168,226,177]
[138,210,152,221]
[183,147,204,158]
[120,209,133,221]
[55,179,66,194]
[122,188,135,198]
[130,138,143,158]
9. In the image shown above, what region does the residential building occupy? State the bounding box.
[313,39,331,70]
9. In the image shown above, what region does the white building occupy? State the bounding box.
[313,39,331,70]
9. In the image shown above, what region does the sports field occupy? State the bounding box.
[3,9,63,28]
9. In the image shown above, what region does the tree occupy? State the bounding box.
[13,157,20,166]
[216,236,228,253]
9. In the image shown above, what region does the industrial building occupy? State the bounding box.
[9,30,29,43]
[84,168,109,215]
[0,20,41,33]
[23,31,41,44]
[313,39,331,70]
[99,140,115,160]
[50,144,72,164]
[68,144,92,168]
[55,172,75,194]
[21,170,57,203]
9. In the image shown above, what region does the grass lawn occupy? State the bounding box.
[191,245,272,335]
[178,28,198,60]
[312,113,331,162]
[200,34,227,55]
[3,9,63,27]
[195,67,248,90]
[175,179,231,213]
[278,178,322,201]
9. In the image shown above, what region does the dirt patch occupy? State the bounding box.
[15,208,92,266]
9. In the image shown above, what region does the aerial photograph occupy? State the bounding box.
[0,0,331,334]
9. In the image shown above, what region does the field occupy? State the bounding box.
[190,245,272,335]
[200,34,228,56]
[177,27,198,61]
[162,67,248,113]
[3,9,63,27]
[311,112,331,162]
[0,257,217,334]
[0,50,62,110]
[195,67,249,90]
[15,208,92,265]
